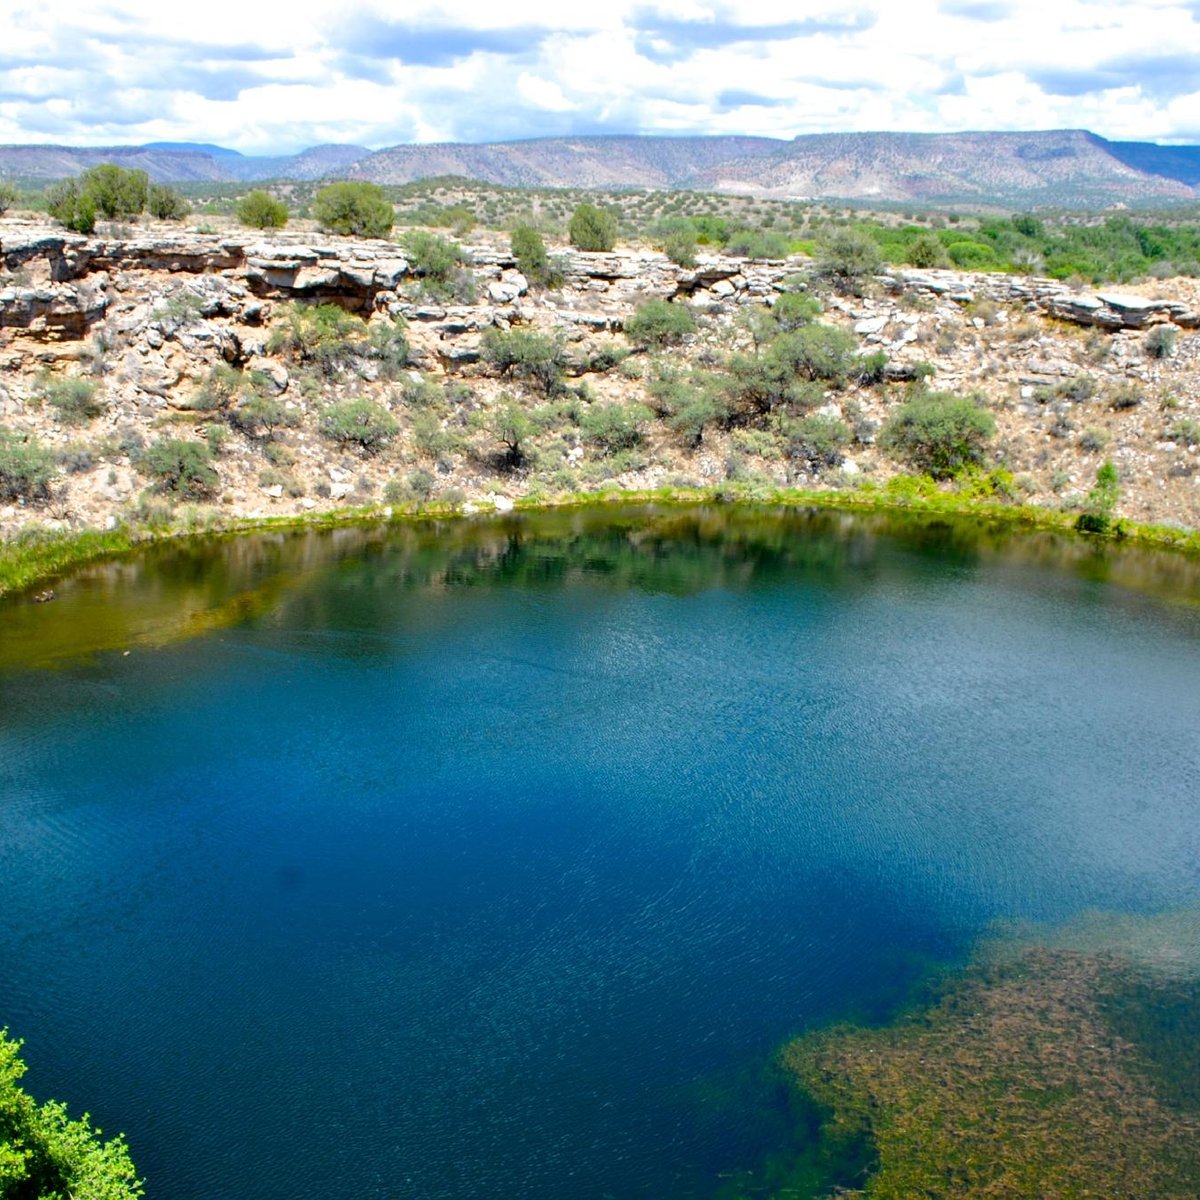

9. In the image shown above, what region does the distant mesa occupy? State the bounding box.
[0,130,1197,206]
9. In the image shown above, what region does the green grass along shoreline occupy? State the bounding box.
[2,480,1199,601]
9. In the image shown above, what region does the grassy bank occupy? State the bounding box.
[2,479,1198,601]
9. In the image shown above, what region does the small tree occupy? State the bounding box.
[267,303,367,376]
[581,402,652,454]
[236,190,289,230]
[878,390,996,478]
[785,414,851,472]
[313,182,394,238]
[0,427,55,502]
[907,233,950,269]
[772,324,859,384]
[473,398,533,470]
[147,184,190,221]
[402,231,468,298]
[0,181,19,216]
[568,203,618,252]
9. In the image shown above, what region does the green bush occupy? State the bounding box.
[770,292,822,332]
[39,377,105,424]
[772,324,859,384]
[786,414,852,470]
[511,224,551,282]
[581,402,652,454]
[878,390,996,478]
[815,228,882,292]
[1144,325,1178,360]
[1168,417,1200,447]
[0,427,55,502]
[78,164,148,219]
[907,233,951,268]
[45,180,96,233]
[1075,459,1120,533]
[568,203,618,252]
[402,231,469,298]
[267,303,366,376]
[385,467,438,504]
[0,1030,142,1199]
[480,327,565,395]
[313,182,394,238]
[147,184,190,221]
[367,317,409,380]
[472,399,534,470]
[0,181,18,216]
[236,190,289,230]
[724,228,791,259]
[229,392,293,439]
[623,298,695,347]
[318,399,398,453]
[139,438,218,498]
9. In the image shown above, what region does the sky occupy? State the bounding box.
[3,0,1200,153]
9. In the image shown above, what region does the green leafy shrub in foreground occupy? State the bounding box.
[0,427,55,502]
[878,391,996,478]
[0,1029,143,1199]
[267,303,367,376]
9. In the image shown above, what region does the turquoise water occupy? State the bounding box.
[1,508,1198,1198]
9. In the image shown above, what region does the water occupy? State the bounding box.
[1,507,1198,1199]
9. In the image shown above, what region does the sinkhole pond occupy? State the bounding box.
[1,506,1198,1199]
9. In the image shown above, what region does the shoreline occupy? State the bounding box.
[3,482,1198,601]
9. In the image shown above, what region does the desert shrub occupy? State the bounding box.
[568,203,618,252]
[367,317,409,379]
[77,163,148,218]
[318,399,398,453]
[662,226,698,267]
[384,467,438,504]
[480,327,565,395]
[147,184,190,220]
[785,414,852,471]
[402,231,469,298]
[0,427,55,501]
[1144,325,1178,359]
[229,392,293,439]
[878,390,996,478]
[1076,459,1120,533]
[0,181,19,215]
[1078,427,1112,453]
[236,190,288,229]
[770,292,822,332]
[624,298,695,347]
[907,233,951,268]
[472,399,533,470]
[773,324,859,384]
[313,182,394,237]
[39,377,104,423]
[267,303,366,376]
[855,350,889,386]
[814,228,882,292]
[724,228,791,259]
[139,438,218,498]
[45,179,96,233]
[581,402,652,454]
[511,224,554,284]
[411,412,462,461]
[1109,383,1143,411]
[1168,417,1200,447]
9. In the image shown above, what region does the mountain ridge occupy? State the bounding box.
[0,131,1197,206]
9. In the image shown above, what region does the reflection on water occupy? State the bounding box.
[0,505,1197,1200]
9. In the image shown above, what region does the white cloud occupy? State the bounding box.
[2,0,1200,149]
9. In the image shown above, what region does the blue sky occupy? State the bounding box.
[3,0,1200,152]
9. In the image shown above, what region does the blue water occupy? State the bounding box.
[1,509,1198,1198]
